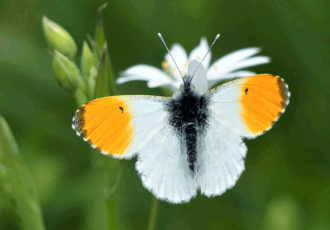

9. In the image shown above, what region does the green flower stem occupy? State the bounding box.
[71,88,89,107]
[0,115,46,230]
[89,151,121,230]
[44,4,120,230]
[93,16,119,228]
[106,199,117,230]
[104,160,121,230]
[147,196,159,230]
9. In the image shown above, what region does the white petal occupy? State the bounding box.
[207,71,256,88]
[188,38,211,69]
[223,56,270,73]
[207,48,270,81]
[165,44,188,80]
[117,65,174,88]
[148,79,181,90]
[188,60,208,94]
[224,70,256,78]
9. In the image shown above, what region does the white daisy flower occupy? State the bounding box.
[116,37,271,92]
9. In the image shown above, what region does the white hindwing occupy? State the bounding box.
[127,97,196,203]
[196,82,248,197]
[197,116,247,196]
[136,124,197,203]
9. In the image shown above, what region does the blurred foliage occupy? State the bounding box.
[0,115,45,230]
[0,0,330,229]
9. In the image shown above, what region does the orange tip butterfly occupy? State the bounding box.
[72,34,290,204]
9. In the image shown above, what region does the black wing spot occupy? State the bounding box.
[119,106,124,113]
[245,88,248,95]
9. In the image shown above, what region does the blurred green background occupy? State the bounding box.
[1,0,330,229]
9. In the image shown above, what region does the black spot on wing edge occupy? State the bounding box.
[276,76,291,109]
[72,105,86,138]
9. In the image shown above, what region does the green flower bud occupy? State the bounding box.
[72,88,89,107]
[81,41,97,99]
[81,41,96,81]
[42,16,77,59]
[53,50,80,92]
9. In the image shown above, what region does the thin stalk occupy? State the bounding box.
[147,196,159,230]
[106,199,117,230]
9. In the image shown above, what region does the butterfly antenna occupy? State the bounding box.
[158,33,183,79]
[190,34,220,83]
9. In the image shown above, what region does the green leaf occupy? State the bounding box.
[87,35,102,69]
[95,3,108,50]
[105,52,116,96]
[42,16,77,59]
[93,3,116,96]
[94,45,110,98]
[0,115,46,230]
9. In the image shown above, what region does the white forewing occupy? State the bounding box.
[206,80,254,138]
[123,96,169,158]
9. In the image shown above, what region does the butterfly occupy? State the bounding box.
[72,34,290,204]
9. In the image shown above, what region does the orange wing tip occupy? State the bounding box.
[240,74,291,136]
[263,76,291,132]
[72,97,135,158]
[72,109,125,158]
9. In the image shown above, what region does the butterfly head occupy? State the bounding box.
[178,75,196,92]
[158,33,220,96]
[173,75,198,100]
[173,62,207,100]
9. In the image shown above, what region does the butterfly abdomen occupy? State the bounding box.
[165,82,210,175]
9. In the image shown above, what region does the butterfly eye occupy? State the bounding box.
[191,84,196,90]
[180,84,184,91]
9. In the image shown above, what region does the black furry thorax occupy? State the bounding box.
[165,79,210,175]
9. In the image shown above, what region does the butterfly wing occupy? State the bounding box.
[72,95,196,203]
[72,95,167,158]
[136,124,196,203]
[197,74,290,196]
